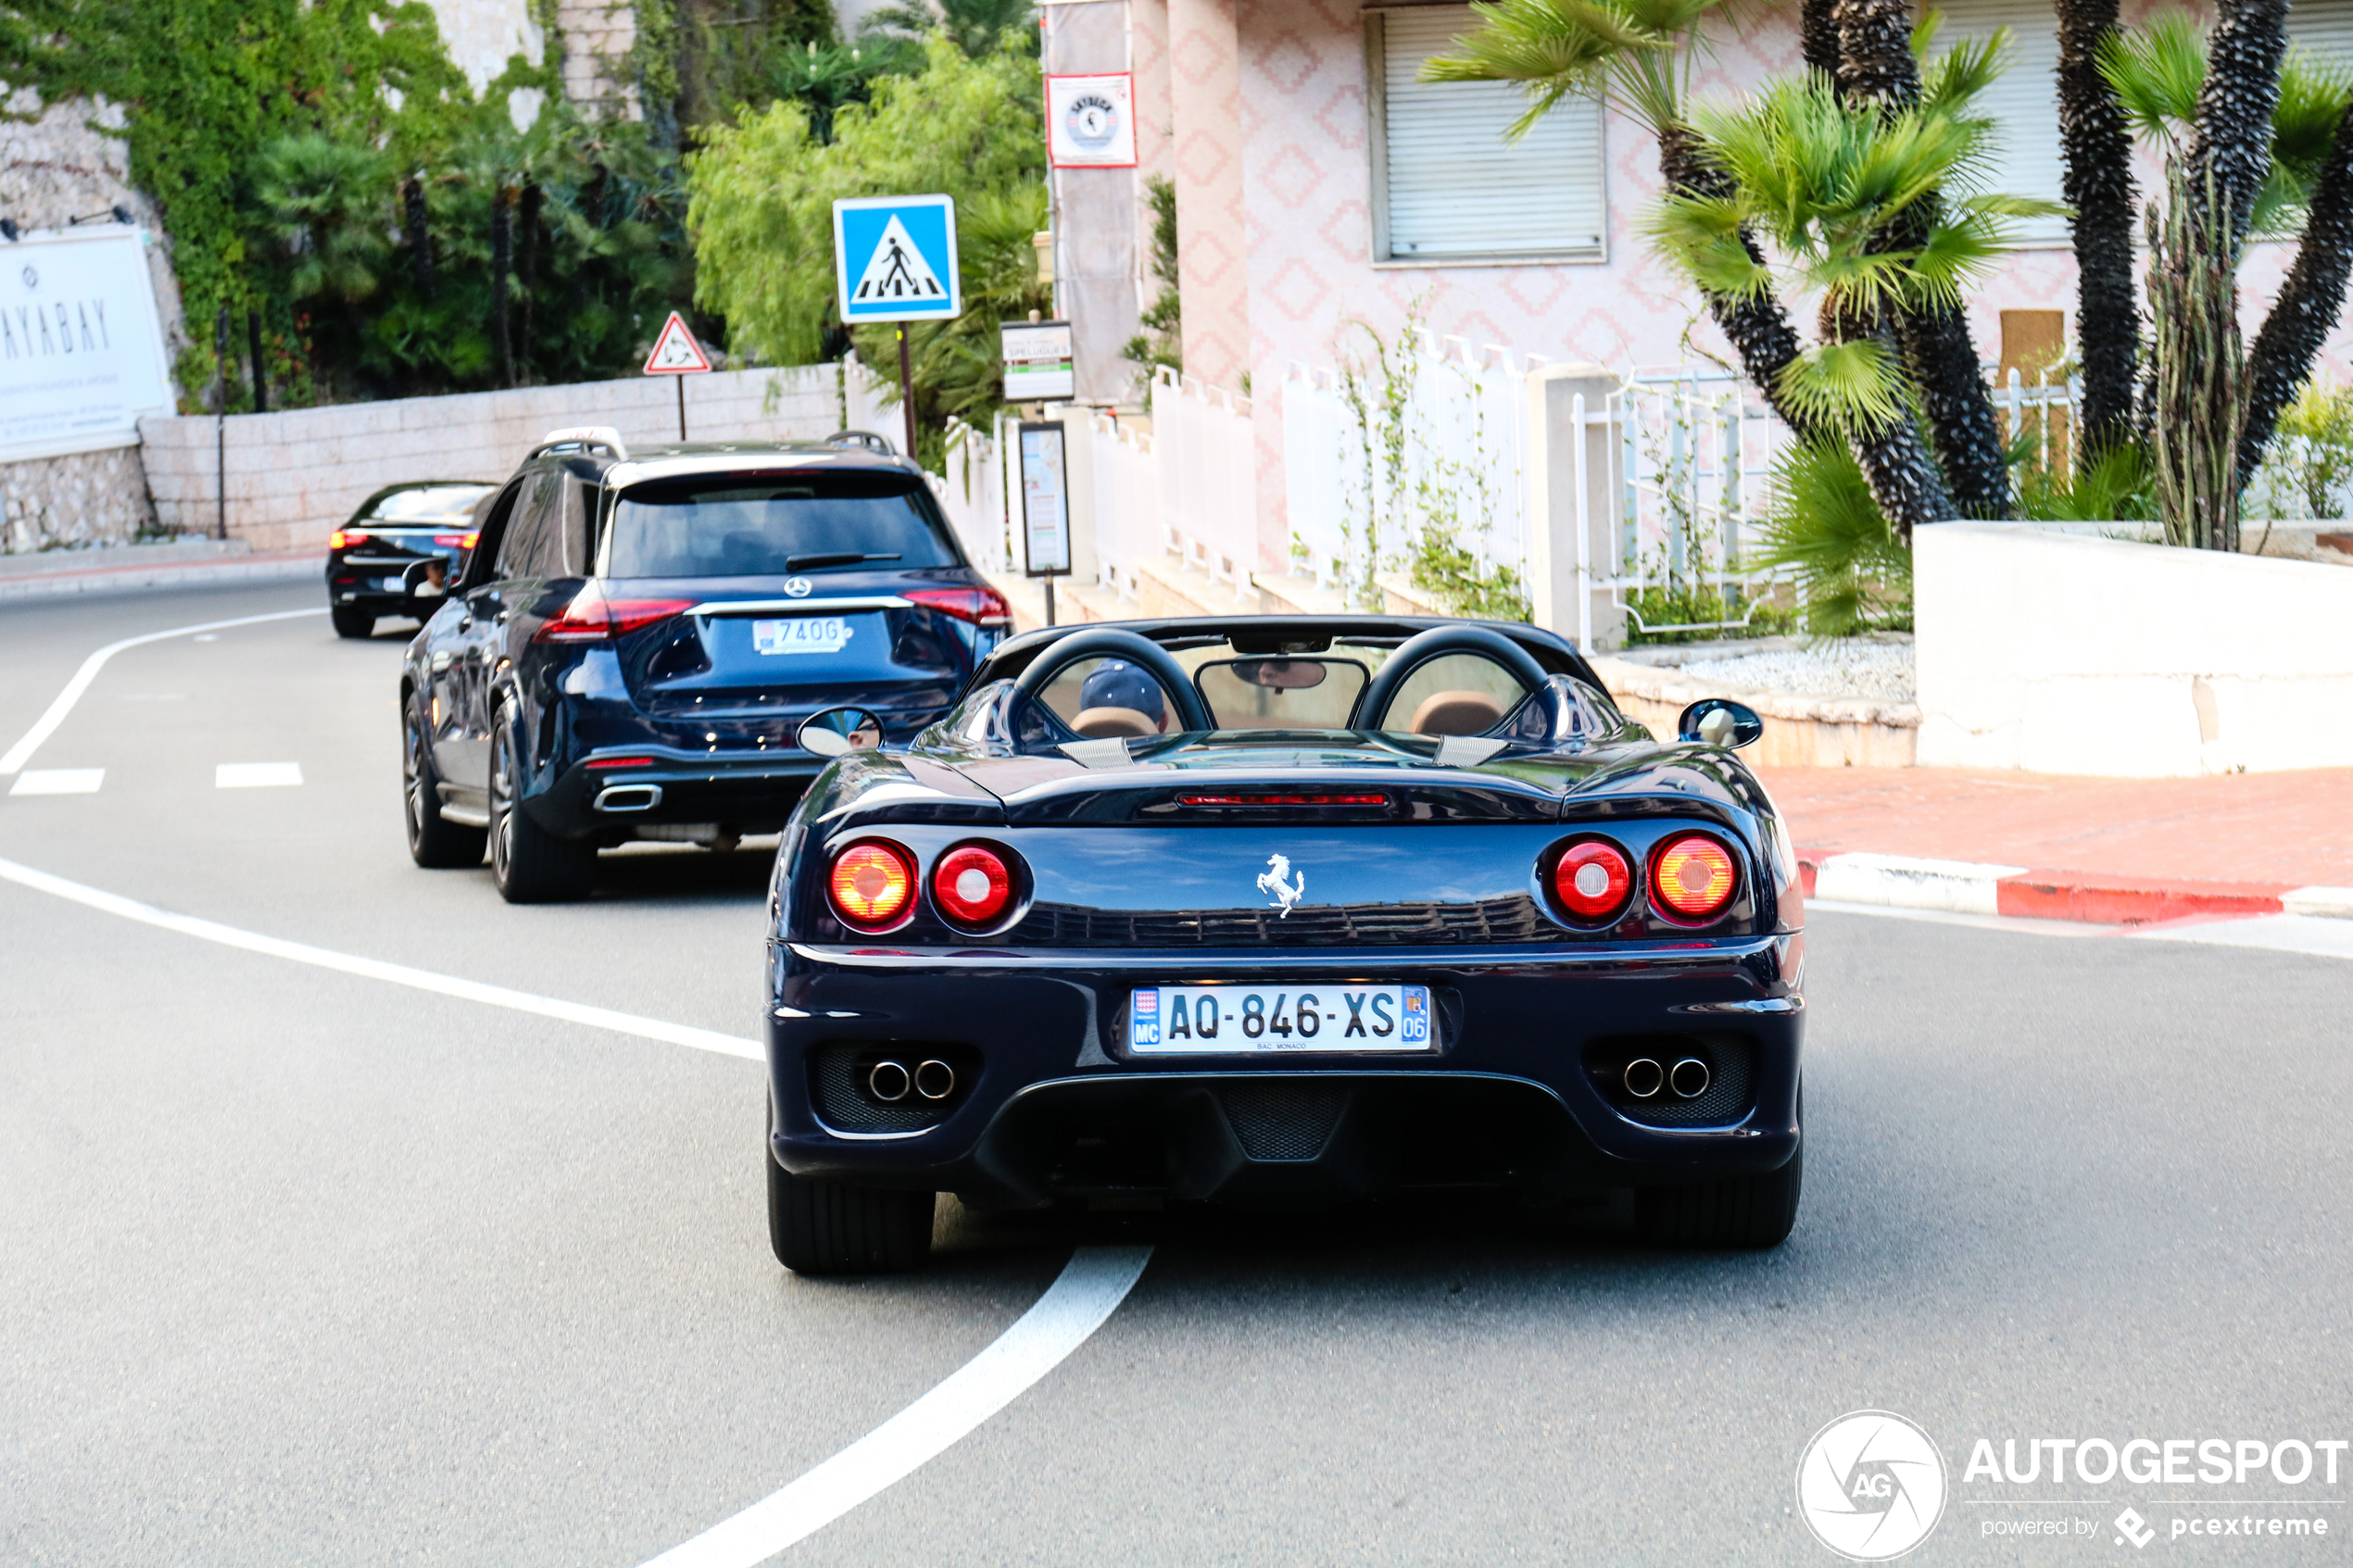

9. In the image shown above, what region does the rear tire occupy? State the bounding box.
[331,606,375,639]
[767,1144,934,1275]
[489,703,595,904]
[403,690,485,869]
[1634,1138,1802,1249]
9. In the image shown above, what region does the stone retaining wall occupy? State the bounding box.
[138,365,851,553]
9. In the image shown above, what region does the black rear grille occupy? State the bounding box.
[1007,896,1554,947]
[1218,1083,1348,1160]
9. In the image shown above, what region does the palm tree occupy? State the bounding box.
[2057,0,2140,460]
[2243,112,2353,477]
[1651,76,2034,535]
[1422,0,1818,440]
[2187,0,2291,258]
[1831,0,2011,517]
[862,0,1037,58]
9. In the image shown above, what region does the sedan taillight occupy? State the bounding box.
[535,582,697,643]
[1650,834,1739,923]
[903,585,1012,629]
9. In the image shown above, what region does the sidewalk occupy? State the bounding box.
[1762,765,2353,923]
[0,540,315,599]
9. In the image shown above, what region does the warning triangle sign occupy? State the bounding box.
[643,311,712,375]
[851,217,949,305]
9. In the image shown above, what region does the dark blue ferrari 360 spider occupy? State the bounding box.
[762,616,1805,1273]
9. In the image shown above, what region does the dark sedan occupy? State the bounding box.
[398,429,1010,903]
[762,617,1803,1274]
[327,482,498,638]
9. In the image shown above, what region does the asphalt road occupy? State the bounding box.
[5,581,2352,1566]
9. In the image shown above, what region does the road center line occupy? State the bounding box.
[0,856,761,1060]
[0,607,324,775]
[638,1244,1155,1568]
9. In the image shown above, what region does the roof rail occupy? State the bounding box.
[826,429,895,455]
[533,426,629,461]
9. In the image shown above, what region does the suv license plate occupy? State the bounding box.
[1128,984,1431,1054]
[752,616,854,656]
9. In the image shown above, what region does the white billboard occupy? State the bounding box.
[0,227,175,464]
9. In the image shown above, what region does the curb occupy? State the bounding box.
[0,554,316,600]
[1797,849,2353,926]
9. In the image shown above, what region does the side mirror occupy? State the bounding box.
[798,707,885,758]
[1677,697,1764,749]
[403,558,446,599]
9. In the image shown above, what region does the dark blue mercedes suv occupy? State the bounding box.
[398,428,1011,902]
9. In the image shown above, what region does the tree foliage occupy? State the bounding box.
[688,35,1048,456]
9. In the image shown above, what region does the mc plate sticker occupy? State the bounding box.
[751,616,853,656]
[1129,984,1432,1053]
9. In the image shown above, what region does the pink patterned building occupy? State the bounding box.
[1041,0,2353,575]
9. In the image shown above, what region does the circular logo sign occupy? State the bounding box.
[783,576,813,598]
[1795,1411,1946,1561]
[1065,93,1122,151]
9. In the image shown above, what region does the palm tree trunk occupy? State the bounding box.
[1831,0,2009,517]
[1656,123,1819,442]
[1803,0,1842,82]
[1820,302,1958,539]
[2188,0,2290,258]
[2240,103,2353,477]
[2057,0,2140,460]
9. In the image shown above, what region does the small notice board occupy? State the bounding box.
[1001,320,1075,403]
[1019,422,1072,577]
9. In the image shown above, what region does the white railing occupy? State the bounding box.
[1150,367,1257,584]
[935,417,1009,574]
[1088,411,1162,597]
[1280,332,1536,607]
[842,354,900,446]
[1603,369,1794,634]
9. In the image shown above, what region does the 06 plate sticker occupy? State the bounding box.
[751,616,854,656]
[1128,984,1432,1053]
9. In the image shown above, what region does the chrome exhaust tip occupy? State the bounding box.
[914,1060,956,1100]
[1669,1057,1711,1099]
[593,783,662,813]
[1623,1058,1664,1099]
[867,1060,912,1102]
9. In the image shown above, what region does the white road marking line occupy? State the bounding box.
[0,608,323,775]
[2131,912,2353,961]
[639,1244,1155,1568]
[216,761,303,788]
[0,856,761,1060]
[1806,898,2113,937]
[9,769,105,797]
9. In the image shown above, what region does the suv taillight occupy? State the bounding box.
[903,585,1012,629]
[535,582,696,643]
[327,530,368,550]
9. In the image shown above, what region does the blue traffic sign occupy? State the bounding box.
[833,195,962,324]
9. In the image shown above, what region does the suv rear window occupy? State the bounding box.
[605,472,960,579]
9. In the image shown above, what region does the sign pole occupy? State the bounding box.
[1044,577,1056,628]
[898,326,916,460]
[641,310,714,438]
[214,305,229,541]
[677,376,686,442]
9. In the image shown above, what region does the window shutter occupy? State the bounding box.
[1934,0,2069,247]
[1373,6,1606,262]
[2287,0,2353,65]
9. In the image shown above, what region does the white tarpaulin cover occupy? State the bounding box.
[0,227,174,464]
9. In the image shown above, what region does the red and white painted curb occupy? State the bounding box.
[1798,849,2353,927]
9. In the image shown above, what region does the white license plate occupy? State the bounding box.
[1128,984,1433,1054]
[751,616,854,656]
[379,576,408,592]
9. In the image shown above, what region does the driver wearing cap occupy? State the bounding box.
[1074,659,1170,737]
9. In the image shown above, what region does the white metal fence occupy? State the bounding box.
[1604,370,1793,635]
[1281,334,1532,600]
[1149,367,1257,587]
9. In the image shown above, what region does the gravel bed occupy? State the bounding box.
[1675,639,1915,702]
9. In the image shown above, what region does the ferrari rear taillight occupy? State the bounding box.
[828,840,916,929]
[932,844,1015,926]
[903,585,1013,629]
[535,582,697,643]
[327,529,368,550]
[1650,834,1739,922]
[1552,838,1632,921]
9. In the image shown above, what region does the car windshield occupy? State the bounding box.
[368,484,494,525]
[605,472,960,579]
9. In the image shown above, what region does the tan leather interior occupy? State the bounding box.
[1073,705,1161,739]
[1408,690,1505,736]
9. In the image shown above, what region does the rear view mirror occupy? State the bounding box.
[1677,698,1764,749]
[403,558,446,598]
[799,707,884,758]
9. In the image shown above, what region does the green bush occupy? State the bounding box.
[1749,438,1913,635]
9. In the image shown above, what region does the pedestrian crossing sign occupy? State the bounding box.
[833,194,962,324]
